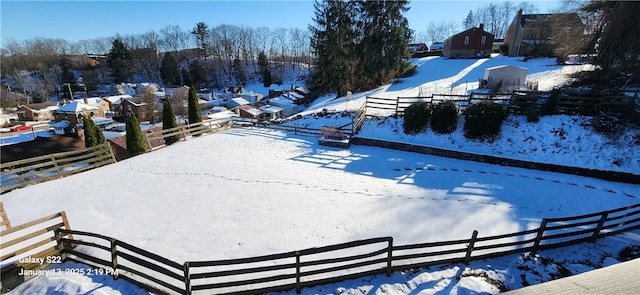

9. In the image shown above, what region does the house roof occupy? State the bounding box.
[103,95,132,105]
[225,97,250,108]
[485,65,528,71]
[20,102,59,111]
[238,104,263,116]
[259,105,284,113]
[519,13,582,28]
[57,101,100,113]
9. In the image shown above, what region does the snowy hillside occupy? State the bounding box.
[4,55,640,295]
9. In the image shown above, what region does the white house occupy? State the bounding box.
[483,65,528,92]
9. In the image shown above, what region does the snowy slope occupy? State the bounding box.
[3,56,639,295]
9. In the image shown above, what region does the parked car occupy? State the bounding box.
[10,125,32,132]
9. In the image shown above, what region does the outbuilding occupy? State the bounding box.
[483,65,528,92]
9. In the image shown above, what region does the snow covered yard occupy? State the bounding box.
[3,56,640,294]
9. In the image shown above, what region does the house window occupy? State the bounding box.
[481,36,486,45]
[464,36,470,45]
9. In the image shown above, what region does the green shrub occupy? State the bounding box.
[126,112,148,156]
[403,100,431,134]
[162,100,180,145]
[464,101,507,139]
[430,100,459,134]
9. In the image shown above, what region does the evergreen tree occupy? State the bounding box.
[82,115,97,148]
[309,0,358,98]
[181,68,193,87]
[125,112,148,156]
[232,58,247,85]
[463,10,475,29]
[189,60,206,88]
[107,38,133,83]
[160,52,181,85]
[162,100,180,145]
[258,51,272,87]
[583,1,640,83]
[190,22,210,59]
[357,0,411,85]
[187,86,202,124]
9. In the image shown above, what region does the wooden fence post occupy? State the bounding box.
[532,219,548,254]
[54,228,67,261]
[50,155,61,173]
[144,132,153,152]
[182,126,188,141]
[386,238,393,276]
[295,251,302,294]
[464,230,479,265]
[110,239,119,279]
[592,212,609,241]
[60,211,74,243]
[395,97,400,116]
[183,262,191,295]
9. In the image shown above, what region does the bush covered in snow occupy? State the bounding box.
[403,100,431,134]
[464,101,507,139]
[430,100,459,134]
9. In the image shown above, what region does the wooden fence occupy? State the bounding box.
[23,203,638,294]
[0,142,116,194]
[0,211,73,292]
[0,202,11,230]
[365,90,638,117]
[144,119,233,151]
[232,117,354,138]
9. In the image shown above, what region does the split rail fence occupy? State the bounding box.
[144,118,234,151]
[364,91,638,117]
[2,203,637,294]
[0,142,116,194]
[0,210,74,292]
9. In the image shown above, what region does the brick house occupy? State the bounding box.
[442,24,494,59]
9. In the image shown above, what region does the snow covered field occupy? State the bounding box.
[4,56,640,294]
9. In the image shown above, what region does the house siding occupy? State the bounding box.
[443,24,494,58]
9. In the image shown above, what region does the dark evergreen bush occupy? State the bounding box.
[430,100,459,134]
[162,100,180,145]
[403,100,431,134]
[126,112,148,156]
[463,101,507,139]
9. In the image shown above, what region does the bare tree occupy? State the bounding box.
[159,25,191,61]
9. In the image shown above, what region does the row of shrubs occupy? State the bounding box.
[403,100,507,139]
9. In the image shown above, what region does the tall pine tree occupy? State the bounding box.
[463,10,475,29]
[232,58,247,85]
[309,0,358,98]
[107,38,133,83]
[257,51,272,87]
[125,112,148,156]
[189,60,206,89]
[190,22,210,60]
[357,0,411,85]
[187,86,202,124]
[160,52,181,86]
[162,100,180,145]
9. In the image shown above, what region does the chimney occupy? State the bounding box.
[479,23,484,31]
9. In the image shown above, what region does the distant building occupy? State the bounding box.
[483,65,528,92]
[443,24,494,58]
[503,9,583,57]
